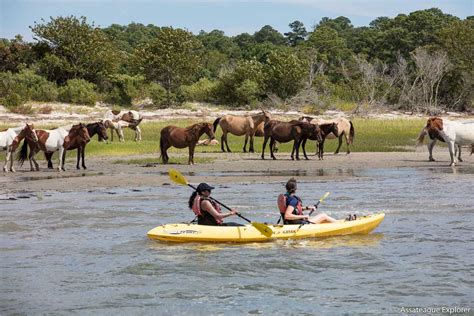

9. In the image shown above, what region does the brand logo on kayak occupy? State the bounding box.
[165,229,201,235]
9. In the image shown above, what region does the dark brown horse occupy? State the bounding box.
[291,122,338,160]
[43,124,91,170]
[86,121,108,142]
[262,120,322,160]
[160,122,215,165]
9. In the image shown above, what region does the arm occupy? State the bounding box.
[284,205,308,221]
[201,200,236,219]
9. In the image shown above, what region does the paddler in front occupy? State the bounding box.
[188,182,242,226]
[278,178,337,224]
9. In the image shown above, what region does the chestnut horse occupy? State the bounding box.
[1,123,38,172]
[300,116,355,154]
[160,122,215,165]
[213,111,271,153]
[262,120,322,160]
[294,122,339,160]
[416,117,474,166]
[43,124,91,170]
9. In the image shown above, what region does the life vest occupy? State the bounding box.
[192,195,223,225]
[277,193,303,220]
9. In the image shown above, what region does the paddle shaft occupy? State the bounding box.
[187,184,253,223]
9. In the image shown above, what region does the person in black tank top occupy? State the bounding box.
[188,183,242,226]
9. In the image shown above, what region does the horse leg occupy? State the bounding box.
[270,138,277,160]
[249,135,255,153]
[45,152,54,169]
[136,126,142,141]
[457,145,463,162]
[428,139,437,161]
[82,146,87,169]
[448,141,456,166]
[319,140,325,160]
[334,133,343,154]
[295,139,301,161]
[188,145,195,165]
[76,149,81,170]
[224,133,231,152]
[291,143,295,160]
[302,138,309,160]
[261,136,269,159]
[345,133,351,154]
[58,147,65,172]
[4,148,12,172]
[243,134,248,153]
[220,132,226,152]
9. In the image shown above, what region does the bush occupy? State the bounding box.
[235,79,260,105]
[58,79,98,105]
[15,69,59,101]
[148,82,168,108]
[102,74,146,105]
[180,78,217,102]
[2,93,25,108]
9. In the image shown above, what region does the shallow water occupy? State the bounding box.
[1,166,473,314]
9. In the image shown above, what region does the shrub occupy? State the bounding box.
[148,82,168,108]
[180,78,217,102]
[38,105,53,114]
[2,93,25,108]
[59,79,98,105]
[15,69,59,101]
[102,74,146,105]
[235,79,260,104]
[10,104,35,114]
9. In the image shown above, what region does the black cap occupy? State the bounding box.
[197,183,215,192]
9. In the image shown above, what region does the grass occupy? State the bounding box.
[1,118,427,161]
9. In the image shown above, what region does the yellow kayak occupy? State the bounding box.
[147,213,385,243]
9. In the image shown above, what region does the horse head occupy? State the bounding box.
[203,122,215,140]
[311,123,323,143]
[71,123,91,143]
[261,110,272,123]
[24,122,39,143]
[97,121,109,141]
[427,117,443,130]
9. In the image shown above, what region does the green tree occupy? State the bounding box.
[284,20,307,46]
[133,27,202,105]
[265,49,307,99]
[30,16,119,84]
[254,25,286,45]
[0,35,33,73]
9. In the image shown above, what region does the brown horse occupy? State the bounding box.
[160,122,215,165]
[213,111,271,153]
[293,122,338,160]
[300,116,355,154]
[262,120,322,160]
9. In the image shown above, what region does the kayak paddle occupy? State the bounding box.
[168,168,273,237]
[308,191,330,216]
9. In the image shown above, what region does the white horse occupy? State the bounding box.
[19,125,73,172]
[416,117,474,166]
[104,110,143,141]
[0,123,38,172]
[301,116,355,154]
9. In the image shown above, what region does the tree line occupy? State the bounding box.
[0,8,472,114]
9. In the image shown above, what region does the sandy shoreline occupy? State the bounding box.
[1,150,470,195]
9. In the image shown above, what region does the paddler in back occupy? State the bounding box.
[278,178,337,225]
[188,183,241,226]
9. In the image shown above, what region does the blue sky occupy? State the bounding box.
[1,0,472,41]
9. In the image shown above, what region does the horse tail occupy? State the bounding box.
[17,139,28,167]
[348,121,355,145]
[416,127,427,146]
[213,117,221,132]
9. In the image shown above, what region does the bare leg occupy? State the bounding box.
[308,213,337,224]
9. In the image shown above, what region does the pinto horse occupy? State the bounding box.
[104,110,143,141]
[1,123,38,172]
[213,111,271,153]
[416,117,474,166]
[43,124,91,170]
[300,116,355,154]
[262,120,322,160]
[160,122,215,165]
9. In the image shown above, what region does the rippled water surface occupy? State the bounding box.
[1,166,473,314]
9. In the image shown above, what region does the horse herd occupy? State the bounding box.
[0,110,142,172]
[2,109,473,172]
[159,111,355,164]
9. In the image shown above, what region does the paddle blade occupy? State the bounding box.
[168,169,188,186]
[319,192,330,203]
[252,222,273,238]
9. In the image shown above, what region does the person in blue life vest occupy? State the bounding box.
[278,178,337,225]
[188,182,242,226]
